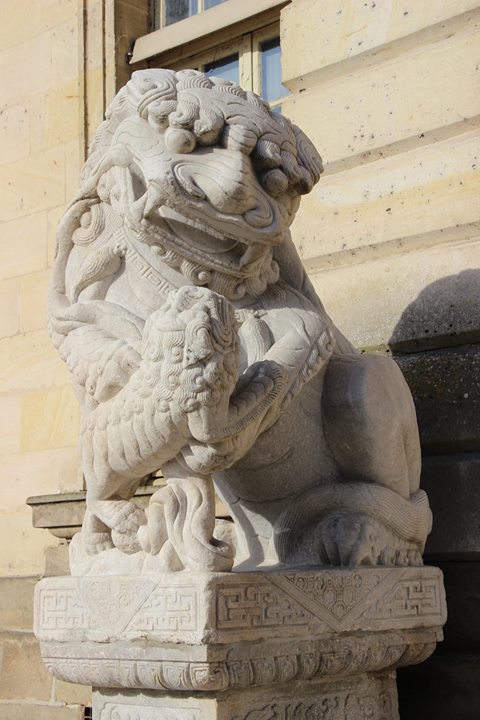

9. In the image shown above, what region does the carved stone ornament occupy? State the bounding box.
[34,566,447,718]
[37,70,447,719]
[48,69,432,574]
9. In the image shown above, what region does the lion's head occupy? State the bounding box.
[71,69,323,301]
[49,70,339,396]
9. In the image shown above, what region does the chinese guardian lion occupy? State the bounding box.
[49,69,431,574]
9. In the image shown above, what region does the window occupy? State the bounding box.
[131,1,289,107]
[258,37,287,108]
[161,0,228,28]
[205,52,240,84]
[151,24,288,109]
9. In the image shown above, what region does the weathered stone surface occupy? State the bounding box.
[0,330,70,393]
[21,384,80,453]
[0,511,55,578]
[421,453,480,559]
[95,673,400,720]
[397,560,480,716]
[35,568,446,651]
[0,278,19,338]
[291,130,480,263]
[0,395,20,455]
[47,68,431,576]
[304,238,480,352]
[390,276,480,354]
[281,0,480,87]
[35,568,445,718]
[0,577,37,631]
[0,211,47,281]
[18,270,49,334]
[0,704,84,720]
[0,632,53,701]
[44,543,71,577]
[53,678,92,707]
[396,345,480,453]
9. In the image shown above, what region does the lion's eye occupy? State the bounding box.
[262,169,289,198]
[164,127,196,154]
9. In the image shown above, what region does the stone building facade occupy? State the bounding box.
[0,1,478,718]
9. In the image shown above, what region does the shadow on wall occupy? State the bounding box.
[387,269,480,457]
[390,270,480,720]
[388,269,480,353]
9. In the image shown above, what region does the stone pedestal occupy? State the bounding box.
[34,566,446,719]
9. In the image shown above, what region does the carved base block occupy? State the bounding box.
[93,672,400,720]
[34,567,446,719]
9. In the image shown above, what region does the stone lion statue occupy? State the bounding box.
[49,69,431,573]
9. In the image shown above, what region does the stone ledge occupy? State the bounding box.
[26,488,152,540]
[27,485,230,540]
[39,629,440,693]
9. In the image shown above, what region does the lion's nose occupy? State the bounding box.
[172,156,255,213]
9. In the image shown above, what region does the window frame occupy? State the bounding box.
[149,23,286,108]
[157,0,226,30]
[130,0,288,65]
[167,35,250,87]
[252,24,287,111]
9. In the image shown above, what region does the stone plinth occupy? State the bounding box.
[34,567,446,719]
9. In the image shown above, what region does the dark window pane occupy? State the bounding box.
[204,0,227,8]
[260,37,288,103]
[205,53,239,85]
[164,0,198,26]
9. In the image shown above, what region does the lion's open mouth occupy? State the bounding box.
[132,202,272,278]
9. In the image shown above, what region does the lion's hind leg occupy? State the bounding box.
[322,353,421,497]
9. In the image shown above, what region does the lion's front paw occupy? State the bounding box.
[111,528,142,554]
[82,531,115,555]
[317,512,388,567]
[111,504,147,554]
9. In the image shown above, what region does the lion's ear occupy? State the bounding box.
[184,325,214,367]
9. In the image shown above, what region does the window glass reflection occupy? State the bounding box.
[260,37,288,104]
[204,53,240,85]
[164,0,198,26]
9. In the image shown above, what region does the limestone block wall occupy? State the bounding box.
[281,1,480,717]
[0,1,148,717]
[0,2,84,717]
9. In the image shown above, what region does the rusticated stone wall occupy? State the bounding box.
[281,2,480,717]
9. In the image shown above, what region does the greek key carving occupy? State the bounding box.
[216,582,310,629]
[127,586,197,632]
[37,587,89,631]
[363,578,442,621]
